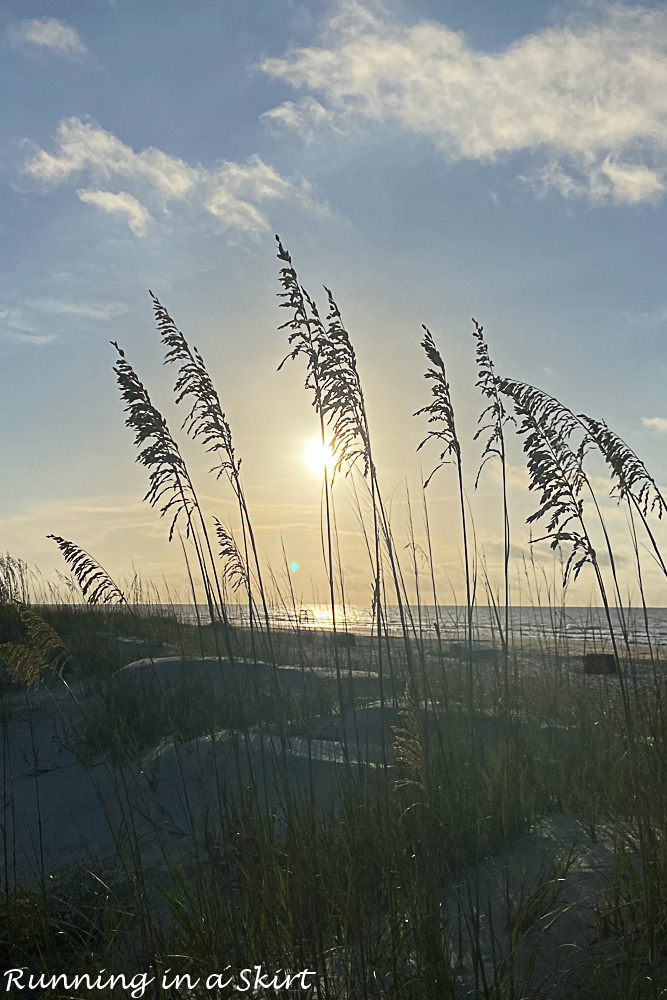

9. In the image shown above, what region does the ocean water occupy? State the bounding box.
[157,603,667,646]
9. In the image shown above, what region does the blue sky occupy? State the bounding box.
[2,0,667,605]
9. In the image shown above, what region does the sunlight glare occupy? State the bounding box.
[304,437,333,474]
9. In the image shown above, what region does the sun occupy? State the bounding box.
[304,437,334,474]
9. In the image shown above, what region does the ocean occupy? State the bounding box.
[156,603,667,646]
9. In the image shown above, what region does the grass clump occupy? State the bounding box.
[4,242,667,999]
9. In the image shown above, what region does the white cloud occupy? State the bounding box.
[261,1,667,205]
[207,154,324,231]
[205,188,270,234]
[643,417,667,434]
[23,117,325,236]
[25,118,196,201]
[9,18,86,56]
[216,154,298,201]
[77,189,153,236]
[260,96,349,143]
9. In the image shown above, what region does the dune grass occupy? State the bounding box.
[2,241,667,997]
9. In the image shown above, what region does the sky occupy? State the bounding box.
[2,0,667,608]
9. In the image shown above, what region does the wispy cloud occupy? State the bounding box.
[32,298,128,321]
[23,117,325,237]
[0,298,127,347]
[77,189,153,236]
[8,332,56,346]
[643,416,667,434]
[261,0,667,205]
[0,307,56,345]
[620,306,667,324]
[261,96,352,143]
[0,495,180,584]
[9,18,86,56]
[0,307,35,335]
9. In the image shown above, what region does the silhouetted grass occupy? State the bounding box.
[2,247,667,998]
